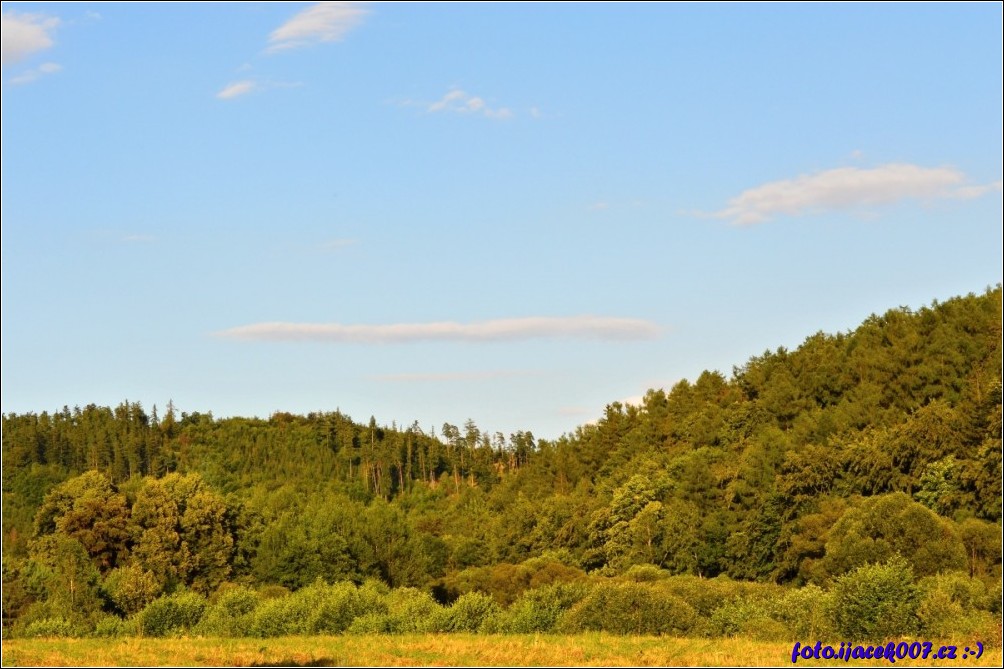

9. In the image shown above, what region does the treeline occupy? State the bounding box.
[2,285,1001,636]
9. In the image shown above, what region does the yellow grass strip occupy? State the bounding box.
[3,634,1002,667]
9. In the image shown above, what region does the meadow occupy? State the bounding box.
[2,634,1002,668]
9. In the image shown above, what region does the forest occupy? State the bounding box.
[1,286,1001,642]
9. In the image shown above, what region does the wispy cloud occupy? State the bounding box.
[215,78,303,100]
[2,10,59,66]
[712,163,1002,225]
[121,234,156,243]
[951,182,1003,200]
[425,88,513,120]
[317,238,355,252]
[268,2,368,53]
[216,80,258,100]
[216,316,661,344]
[7,61,60,85]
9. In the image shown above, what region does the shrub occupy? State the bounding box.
[247,595,292,637]
[770,585,836,640]
[829,556,919,640]
[102,564,161,616]
[303,581,359,634]
[918,572,992,611]
[91,614,127,638]
[19,616,83,638]
[558,581,696,635]
[245,580,389,637]
[621,564,671,582]
[137,590,207,637]
[436,557,586,607]
[656,575,779,619]
[489,582,590,634]
[917,572,996,637]
[441,592,501,632]
[258,584,291,600]
[384,587,444,634]
[707,598,780,639]
[196,586,261,637]
[347,612,392,634]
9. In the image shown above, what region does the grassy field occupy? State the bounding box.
[2,634,1002,667]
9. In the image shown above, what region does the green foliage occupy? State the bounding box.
[707,598,786,640]
[915,571,997,637]
[346,612,392,634]
[655,575,780,619]
[91,614,127,638]
[821,493,968,580]
[101,563,161,615]
[195,585,261,637]
[487,582,590,634]
[768,584,836,640]
[245,595,291,638]
[558,581,696,635]
[829,557,920,640]
[26,534,103,619]
[245,580,389,637]
[621,564,671,582]
[17,616,84,638]
[437,591,501,633]
[33,470,130,572]
[437,557,586,607]
[958,518,1003,579]
[383,587,444,633]
[137,590,207,637]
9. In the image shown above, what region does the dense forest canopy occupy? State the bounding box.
[2,286,1001,636]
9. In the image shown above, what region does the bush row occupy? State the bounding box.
[10,559,1001,643]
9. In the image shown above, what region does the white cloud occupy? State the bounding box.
[121,234,156,243]
[216,316,661,344]
[216,80,258,100]
[2,11,59,66]
[619,394,647,408]
[426,88,513,120]
[7,61,61,85]
[714,163,1001,225]
[268,2,368,53]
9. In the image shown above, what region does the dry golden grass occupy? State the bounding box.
[2,634,1002,667]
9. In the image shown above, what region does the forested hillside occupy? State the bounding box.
[2,286,1001,637]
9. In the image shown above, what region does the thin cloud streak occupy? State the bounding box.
[2,11,59,66]
[216,316,661,344]
[7,61,60,85]
[714,163,1000,225]
[216,80,257,100]
[317,238,355,252]
[426,88,513,119]
[268,2,368,53]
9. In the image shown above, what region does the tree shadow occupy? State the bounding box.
[250,659,335,667]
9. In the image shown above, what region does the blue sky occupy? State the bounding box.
[2,2,1002,439]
